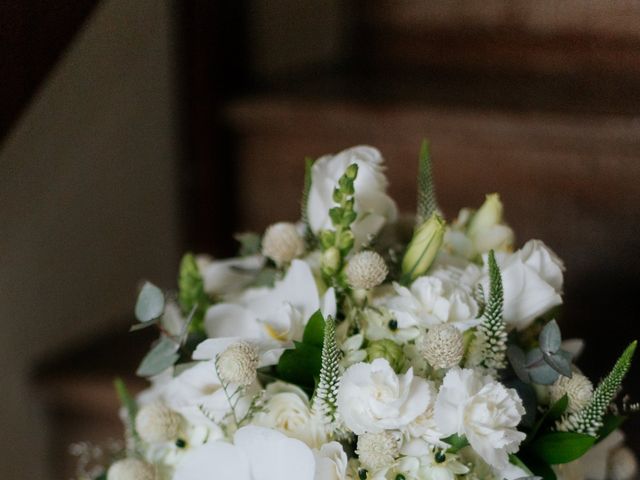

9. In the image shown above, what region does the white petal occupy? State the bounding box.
[174,441,251,480]
[235,426,316,480]
[205,304,262,339]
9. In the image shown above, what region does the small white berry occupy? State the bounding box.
[217,342,259,386]
[608,446,638,480]
[262,222,304,265]
[417,324,464,369]
[135,402,182,443]
[107,458,155,480]
[345,251,388,290]
[549,373,593,414]
[356,431,399,471]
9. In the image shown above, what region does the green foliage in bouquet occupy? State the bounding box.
[311,315,342,428]
[178,253,211,334]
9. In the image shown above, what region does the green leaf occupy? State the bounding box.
[136,336,180,377]
[531,431,595,464]
[443,434,469,453]
[275,342,322,388]
[528,395,568,442]
[303,310,325,348]
[596,414,627,443]
[178,253,211,334]
[114,377,138,426]
[235,232,262,256]
[134,282,165,323]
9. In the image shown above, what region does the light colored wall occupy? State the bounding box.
[0,0,180,477]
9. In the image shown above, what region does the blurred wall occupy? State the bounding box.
[0,0,179,477]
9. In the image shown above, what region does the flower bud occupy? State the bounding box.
[321,246,341,276]
[366,339,405,373]
[262,222,304,266]
[346,251,388,290]
[135,402,182,443]
[401,213,445,282]
[468,193,503,237]
[107,458,155,480]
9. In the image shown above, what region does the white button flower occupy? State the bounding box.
[434,367,525,470]
[337,358,431,434]
[307,146,398,248]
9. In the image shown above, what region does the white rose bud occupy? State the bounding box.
[346,251,388,290]
[135,402,182,443]
[418,324,464,369]
[401,213,445,282]
[549,373,593,414]
[262,222,305,266]
[356,431,399,471]
[217,341,259,386]
[107,458,155,480]
[608,446,638,480]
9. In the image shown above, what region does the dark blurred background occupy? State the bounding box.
[1,1,639,478]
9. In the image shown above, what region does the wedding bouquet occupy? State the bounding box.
[95,144,638,480]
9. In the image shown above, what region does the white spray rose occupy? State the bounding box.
[307,146,398,248]
[337,358,431,434]
[314,442,348,480]
[493,240,564,330]
[252,382,328,448]
[434,367,525,470]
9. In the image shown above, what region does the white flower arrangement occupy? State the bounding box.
[94,143,638,480]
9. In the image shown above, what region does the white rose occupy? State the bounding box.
[252,382,328,448]
[314,442,348,480]
[492,240,564,330]
[337,358,430,434]
[383,276,480,332]
[434,367,525,470]
[307,146,398,248]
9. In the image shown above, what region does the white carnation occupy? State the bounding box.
[434,367,525,470]
[384,276,480,332]
[307,146,397,248]
[337,358,431,434]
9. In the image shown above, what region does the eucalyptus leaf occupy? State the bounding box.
[528,362,560,385]
[136,336,180,377]
[539,320,561,354]
[129,320,157,332]
[531,431,595,464]
[508,345,530,383]
[542,351,572,378]
[135,282,165,323]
